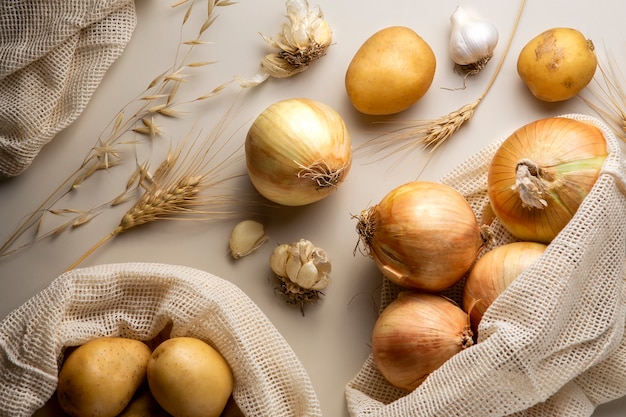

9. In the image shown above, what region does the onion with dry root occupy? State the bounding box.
[372,291,473,392]
[245,98,352,206]
[356,181,485,292]
[488,117,608,243]
[463,241,547,334]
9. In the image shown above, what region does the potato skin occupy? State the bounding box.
[57,337,152,417]
[147,337,234,417]
[345,26,436,115]
[517,27,597,102]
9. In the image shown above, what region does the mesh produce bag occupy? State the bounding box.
[346,114,626,417]
[0,262,322,417]
[0,0,136,177]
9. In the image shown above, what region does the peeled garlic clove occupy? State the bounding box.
[229,220,268,259]
[449,5,498,73]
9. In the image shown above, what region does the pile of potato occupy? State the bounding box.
[56,335,240,417]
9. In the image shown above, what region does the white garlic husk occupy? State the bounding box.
[229,220,268,259]
[236,0,332,87]
[270,239,331,313]
[449,5,498,74]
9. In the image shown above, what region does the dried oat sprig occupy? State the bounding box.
[357,0,525,175]
[0,0,233,257]
[66,108,246,271]
[581,52,626,143]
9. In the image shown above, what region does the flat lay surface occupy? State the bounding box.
[1,1,626,415]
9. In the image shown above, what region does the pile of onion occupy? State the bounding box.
[356,181,485,292]
[462,241,547,334]
[487,117,608,243]
[245,98,353,206]
[371,292,473,392]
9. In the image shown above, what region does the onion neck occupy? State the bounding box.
[513,159,549,209]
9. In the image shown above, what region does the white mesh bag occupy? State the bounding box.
[346,114,626,417]
[0,262,322,417]
[0,0,136,177]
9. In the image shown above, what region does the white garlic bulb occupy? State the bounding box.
[270,238,331,313]
[270,238,331,290]
[236,0,332,87]
[449,5,498,74]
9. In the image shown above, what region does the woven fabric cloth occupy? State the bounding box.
[346,114,626,417]
[0,0,136,177]
[0,262,322,417]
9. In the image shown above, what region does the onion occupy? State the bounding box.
[245,98,352,206]
[372,291,473,391]
[487,117,607,243]
[462,241,547,334]
[356,181,484,292]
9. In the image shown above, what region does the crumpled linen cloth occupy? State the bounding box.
[0,0,136,177]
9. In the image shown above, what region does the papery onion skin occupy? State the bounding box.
[357,181,484,292]
[488,117,607,244]
[463,241,547,334]
[372,291,473,392]
[245,98,352,206]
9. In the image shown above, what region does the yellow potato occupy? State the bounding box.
[517,27,597,102]
[56,337,152,417]
[345,26,436,115]
[147,337,234,417]
[118,385,170,417]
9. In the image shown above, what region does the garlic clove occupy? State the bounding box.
[269,244,290,276]
[285,247,303,281]
[229,220,268,259]
[294,261,320,289]
[449,5,498,73]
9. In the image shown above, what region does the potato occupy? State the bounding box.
[117,384,170,417]
[517,27,597,102]
[147,337,234,417]
[57,337,152,417]
[345,26,436,115]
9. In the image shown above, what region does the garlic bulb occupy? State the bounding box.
[237,0,332,87]
[270,239,331,313]
[449,5,498,75]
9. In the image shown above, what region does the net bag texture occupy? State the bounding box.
[0,0,136,177]
[0,262,322,417]
[346,114,626,417]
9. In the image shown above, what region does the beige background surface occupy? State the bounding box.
[1,0,625,415]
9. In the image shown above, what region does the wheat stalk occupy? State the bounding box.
[357,0,525,176]
[581,51,626,143]
[66,102,247,271]
[0,0,234,257]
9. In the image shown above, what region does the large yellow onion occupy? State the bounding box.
[372,291,473,391]
[487,117,607,243]
[356,181,484,292]
[245,98,352,206]
[462,241,547,334]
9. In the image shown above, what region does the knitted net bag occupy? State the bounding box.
[346,114,626,417]
[0,0,136,177]
[0,262,322,417]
